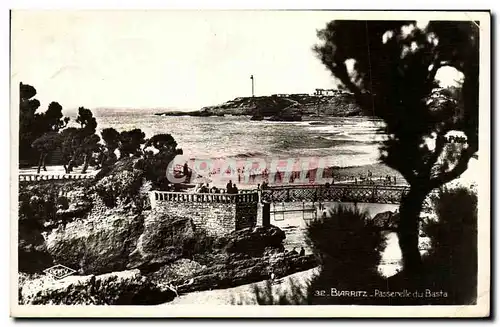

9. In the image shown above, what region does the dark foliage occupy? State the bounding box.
[76,107,97,133]
[249,205,387,305]
[305,205,386,304]
[250,189,478,305]
[94,169,145,208]
[19,83,69,165]
[250,279,309,305]
[314,20,479,274]
[119,129,146,158]
[140,133,183,187]
[31,132,63,173]
[57,108,101,174]
[421,187,478,304]
[18,190,58,272]
[101,127,121,167]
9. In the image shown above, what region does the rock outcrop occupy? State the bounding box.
[54,189,92,222]
[19,269,176,305]
[18,218,54,273]
[156,93,364,118]
[267,107,303,122]
[371,211,400,230]
[45,208,144,275]
[19,175,317,303]
[224,225,286,256]
[174,253,317,294]
[128,210,196,270]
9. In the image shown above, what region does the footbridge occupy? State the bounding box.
[260,184,410,205]
[149,184,411,206]
[148,183,414,229]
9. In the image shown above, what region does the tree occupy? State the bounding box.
[60,126,101,174]
[38,102,69,133]
[423,187,478,304]
[101,127,121,166]
[60,128,81,173]
[306,205,385,304]
[31,132,62,174]
[79,133,101,174]
[314,21,479,276]
[144,133,181,155]
[73,107,100,173]
[119,129,146,158]
[76,107,97,133]
[141,133,183,187]
[19,83,69,165]
[245,205,386,305]
[19,83,41,163]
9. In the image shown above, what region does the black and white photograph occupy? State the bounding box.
[10,10,490,317]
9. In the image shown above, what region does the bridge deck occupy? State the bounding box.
[261,184,410,205]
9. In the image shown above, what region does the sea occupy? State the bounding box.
[84,107,387,169]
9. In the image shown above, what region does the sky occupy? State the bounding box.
[11,10,343,111]
[11,11,462,111]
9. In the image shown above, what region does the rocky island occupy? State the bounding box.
[155,92,364,121]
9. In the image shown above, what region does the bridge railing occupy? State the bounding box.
[215,189,255,194]
[151,191,259,203]
[263,184,409,190]
[261,184,411,205]
[19,174,95,182]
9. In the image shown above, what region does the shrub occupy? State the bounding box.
[56,196,70,210]
[94,170,144,208]
[249,204,387,305]
[305,204,386,304]
[422,186,478,304]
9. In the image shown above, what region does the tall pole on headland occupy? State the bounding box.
[250,75,254,97]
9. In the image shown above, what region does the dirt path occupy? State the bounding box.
[163,267,319,305]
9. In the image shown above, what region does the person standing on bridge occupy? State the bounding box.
[274,168,281,184]
[299,247,305,256]
[226,180,233,193]
[183,162,191,183]
[231,184,239,194]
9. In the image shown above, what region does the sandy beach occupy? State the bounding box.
[189,162,406,190]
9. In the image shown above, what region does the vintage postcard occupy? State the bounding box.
[10,10,490,318]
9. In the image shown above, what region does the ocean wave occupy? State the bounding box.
[307,121,329,126]
[320,135,387,144]
[231,151,268,159]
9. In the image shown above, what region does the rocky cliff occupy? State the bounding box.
[17,178,318,305]
[155,93,364,119]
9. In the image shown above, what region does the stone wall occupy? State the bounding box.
[256,202,271,227]
[153,201,258,237]
[235,203,258,230]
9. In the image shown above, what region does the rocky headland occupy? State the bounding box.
[155,93,364,121]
